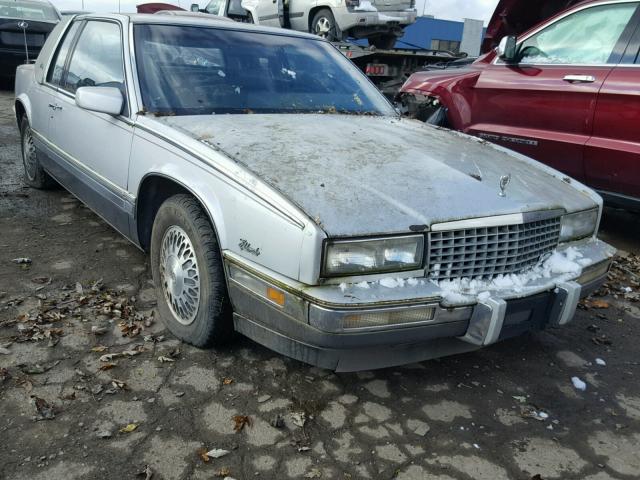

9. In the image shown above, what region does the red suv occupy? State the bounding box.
[399,0,640,210]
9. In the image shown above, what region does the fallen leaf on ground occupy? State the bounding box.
[99,362,117,371]
[136,465,153,479]
[585,299,610,309]
[232,415,252,432]
[31,276,50,284]
[119,423,138,433]
[222,378,233,385]
[12,258,32,264]
[197,447,211,462]
[31,395,55,420]
[111,379,126,389]
[291,411,306,428]
[215,467,231,477]
[157,356,175,363]
[304,468,322,478]
[91,345,108,352]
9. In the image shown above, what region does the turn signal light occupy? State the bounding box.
[266,287,286,306]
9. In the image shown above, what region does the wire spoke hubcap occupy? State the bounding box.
[159,225,201,325]
[22,127,37,181]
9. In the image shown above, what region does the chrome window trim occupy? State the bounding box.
[491,0,640,67]
[31,128,136,203]
[47,17,135,119]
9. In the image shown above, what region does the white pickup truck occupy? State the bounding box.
[196,0,417,48]
[14,14,615,371]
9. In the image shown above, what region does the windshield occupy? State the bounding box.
[133,24,395,116]
[0,0,59,21]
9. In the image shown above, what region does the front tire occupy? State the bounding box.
[150,194,233,347]
[20,116,56,189]
[312,9,340,41]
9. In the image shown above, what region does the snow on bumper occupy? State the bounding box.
[225,239,614,371]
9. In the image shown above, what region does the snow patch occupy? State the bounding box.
[595,358,606,366]
[380,277,405,288]
[432,246,586,302]
[571,376,587,391]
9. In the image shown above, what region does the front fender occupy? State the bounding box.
[399,69,481,130]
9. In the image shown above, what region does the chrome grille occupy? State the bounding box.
[428,216,561,281]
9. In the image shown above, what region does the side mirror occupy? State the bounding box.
[497,36,517,63]
[190,3,200,11]
[75,86,123,116]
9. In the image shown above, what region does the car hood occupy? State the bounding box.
[161,114,597,237]
[482,0,584,53]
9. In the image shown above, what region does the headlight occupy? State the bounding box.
[323,235,424,277]
[559,208,599,242]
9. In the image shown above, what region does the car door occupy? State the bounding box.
[47,19,134,236]
[583,14,640,204]
[466,1,640,182]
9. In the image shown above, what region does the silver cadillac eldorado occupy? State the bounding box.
[14,14,615,371]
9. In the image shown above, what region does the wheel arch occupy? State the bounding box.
[308,5,334,32]
[14,96,31,130]
[135,173,225,256]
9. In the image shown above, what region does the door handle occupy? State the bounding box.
[48,103,62,111]
[563,75,596,83]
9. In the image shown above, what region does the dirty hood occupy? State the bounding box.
[482,0,583,53]
[161,114,597,237]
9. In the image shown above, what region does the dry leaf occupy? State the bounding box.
[91,345,108,352]
[158,356,175,363]
[222,378,233,385]
[99,362,117,371]
[119,423,138,433]
[197,447,210,463]
[215,467,231,477]
[232,415,252,432]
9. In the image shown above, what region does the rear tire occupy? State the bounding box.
[311,9,340,41]
[368,35,397,49]
[150,194,233,347]
[20,116,56,189]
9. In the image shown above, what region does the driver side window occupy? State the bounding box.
[519,2,638,65]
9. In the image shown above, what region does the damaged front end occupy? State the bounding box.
[397,91,448,125]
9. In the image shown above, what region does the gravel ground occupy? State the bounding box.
[1,89,640,480]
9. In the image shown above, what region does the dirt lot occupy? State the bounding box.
[1,89,640,480]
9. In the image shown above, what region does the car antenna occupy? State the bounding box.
[19,20,29,64]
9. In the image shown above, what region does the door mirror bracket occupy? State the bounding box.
[497,36,518,63]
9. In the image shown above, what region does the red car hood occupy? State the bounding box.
[481,0,586,53]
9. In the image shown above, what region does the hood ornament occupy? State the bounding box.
[498,174,511,197]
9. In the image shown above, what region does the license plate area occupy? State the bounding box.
[499,292,554,341]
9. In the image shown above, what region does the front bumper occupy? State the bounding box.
[336,8,417,33]
[225,239,615,372]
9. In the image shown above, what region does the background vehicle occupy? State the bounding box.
[0,0,60,82]
[399,0,640,210]
[196,0,417,48]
